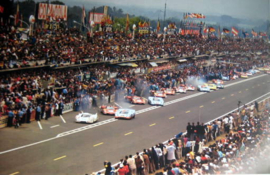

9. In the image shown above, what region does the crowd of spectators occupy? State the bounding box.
[0,24,269,129]
[97,100,270,175]
[0,25,269,69]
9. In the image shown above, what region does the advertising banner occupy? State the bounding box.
[89,12,104,24]
[38,3,68,21]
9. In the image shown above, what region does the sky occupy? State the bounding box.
[54,0,270,20]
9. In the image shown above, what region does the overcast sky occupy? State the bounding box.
[36,0,270,20]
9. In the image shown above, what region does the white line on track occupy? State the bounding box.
[60,115,66,123]
[50,125,60,128]
[114,102,123,108]
[0,74,268,155]
[37,121,43,130]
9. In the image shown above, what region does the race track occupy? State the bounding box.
[1,74,270,175]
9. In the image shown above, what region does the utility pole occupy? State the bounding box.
[163,0,167,29]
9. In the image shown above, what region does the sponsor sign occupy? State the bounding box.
[38,3,68,21]
[89,12,104,24]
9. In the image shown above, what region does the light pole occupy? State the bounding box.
[10,15,29,29]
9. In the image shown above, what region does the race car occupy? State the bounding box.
[125,96,146,104]
[212,79,224,85]
[100,105,119,115]
[221,75,230,81]
[148,97,164,106]
[231,74,239,80]
[215,83,224,89]
[186,84,195,91]
[240,73,248,78]
[150,90,167,98]
[207,83,217,90]
[197,84,210,92]
[115,109,136,119]
[175,86,187,93]
[163,88,176,95]
[246,71,253,76]
[75,112,99,123]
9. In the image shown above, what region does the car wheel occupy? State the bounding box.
[133,115,135,118]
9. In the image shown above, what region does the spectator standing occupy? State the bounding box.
[186,122,192,139]
[135,154,144,175]
[166,141,176,166]
[127,155,136,175]
[7,110,14,127]
[35,104,41,121]
[142,150,150,175]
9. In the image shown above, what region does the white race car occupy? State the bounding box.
[75,112,99,123]
[215,83,224,89]
[148,97,164,106]
[186,85,195,91]
[115,109,136,119]
[198,84,211,92]
[175,86,187,93]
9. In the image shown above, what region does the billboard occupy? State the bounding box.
[89,12,104,24]
[38,3,68,21]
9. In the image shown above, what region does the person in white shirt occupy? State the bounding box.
[127,155,136,175]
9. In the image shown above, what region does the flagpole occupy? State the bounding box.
[163,0,167,29]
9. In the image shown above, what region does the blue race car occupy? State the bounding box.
[148,97,164,106]
[197,84,211,92]
[221,75,230,81]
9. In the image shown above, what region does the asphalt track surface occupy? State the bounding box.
[1,73,270,175]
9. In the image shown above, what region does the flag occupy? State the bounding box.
[157,19,160,33]
[20,14,23,27]
[223,28,230,34]
[81,6,86,31]
[184,13,188,19]
[260,32,267,37]
[0,5,4,13]
[203,26,208,33]
[231,27,239,36]
[209,27,215,32]
[218,26,221,39]
[125,13,129,31]
[252,29,258,37]
[15,3,20,25]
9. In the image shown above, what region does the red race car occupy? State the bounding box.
[125,96,146,104]
[163,88,176,95]
[212,79,224,85]
[150,90,167,98]
[100,105,119,115]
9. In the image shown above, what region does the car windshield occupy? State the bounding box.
[81,114,90,118]
[156,91,163,93]
[133,96,140,100]
[153,98,161,101]
[119,110,129,114]
[106,106,114,110]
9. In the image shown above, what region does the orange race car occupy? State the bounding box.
[100,105,119,115]
[125,96,146,104]
[212,79,224,85]
[163,88,176,95]
[150,90,167,98]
